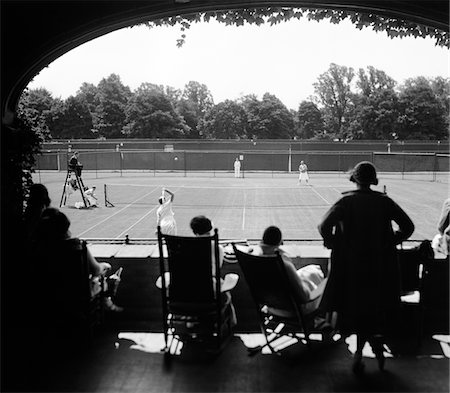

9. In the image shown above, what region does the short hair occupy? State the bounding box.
[262,226,282,246]
[39,207,71,240]
[190,215,212,235]
[27,183,51,208]
[158,196,164,204]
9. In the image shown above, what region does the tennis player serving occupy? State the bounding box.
[156,187,177,235]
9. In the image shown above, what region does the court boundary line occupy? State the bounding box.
[77,186,160,237]
[308,186,332,205]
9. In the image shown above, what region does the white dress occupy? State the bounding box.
[157,200,177,235]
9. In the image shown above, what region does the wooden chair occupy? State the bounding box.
[157,226,236,356]
[232,245,327,355]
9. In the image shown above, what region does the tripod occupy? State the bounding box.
[59,168,89,208]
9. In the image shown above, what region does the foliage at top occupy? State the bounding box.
[142,7,449,48]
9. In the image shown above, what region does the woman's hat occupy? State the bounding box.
[350,161,378,185]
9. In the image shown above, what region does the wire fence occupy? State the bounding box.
[36,150,449,181]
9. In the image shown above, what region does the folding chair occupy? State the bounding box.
[398,240,434,345]
[157,226,235,355]
[232,245,326,356]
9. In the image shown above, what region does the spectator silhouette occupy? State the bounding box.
[23,183,51,243]
[248,226,327,315]
[318,161,414,373]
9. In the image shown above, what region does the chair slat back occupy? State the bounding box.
[233,246,297,313]
[158,230,220,304]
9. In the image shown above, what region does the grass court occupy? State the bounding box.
[34,171,448,242]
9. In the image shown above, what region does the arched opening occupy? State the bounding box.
[2,3,448,391]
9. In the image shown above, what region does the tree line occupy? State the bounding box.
[19,63,449,141]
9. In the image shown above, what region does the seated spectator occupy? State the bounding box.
[35,207,122,311]
[23,183,51,243]
[156,216,239,326]
[156,215,239,292]
[248,225,327,315]
[433,197,450,256]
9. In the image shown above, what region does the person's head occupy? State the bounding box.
[158,196,165,204]
[190,215,213,236]
[27,183,51,210]
[350,161,378,186]
[300,160,304,164]
[73,151,79,156]
[38,207,71,240]
[262,226,283,247]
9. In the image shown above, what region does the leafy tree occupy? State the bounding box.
[350,89,400,140]
[348,67,399,140]
[95,74,131,138]
[430,76,450,136]
[17,88,54,141]
[48,96,95,139]
[202,100,247,139]
[357,66,396,97]
[397,77,448,140]
[177,99,200,138]
[296,101,324,139]
[313,63,355,139]
[123,83,188,138]
[242,93,294,139]
[181,81,214,137]
[76,82,101,132]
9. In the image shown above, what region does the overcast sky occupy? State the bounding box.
[28,18,449,110]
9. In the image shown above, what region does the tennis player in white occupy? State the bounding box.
[234,158,241,178]
[298,161,309,184]
[156,188,177,235]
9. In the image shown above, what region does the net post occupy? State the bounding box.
[104,184,115,207]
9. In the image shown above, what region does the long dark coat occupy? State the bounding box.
[318,188,415,335]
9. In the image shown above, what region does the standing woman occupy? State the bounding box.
[318,161,414,373]
[157,188,177,235]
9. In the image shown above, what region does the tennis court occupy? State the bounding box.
[33,171,448,242]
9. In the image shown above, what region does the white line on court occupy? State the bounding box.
[115,206,158,238]
[77,187,160,237]
[308,186,332,205]
[114,185,184,238]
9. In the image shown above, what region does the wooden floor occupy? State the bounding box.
[6,327,449,392]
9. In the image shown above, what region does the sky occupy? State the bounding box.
[28,18,449,110]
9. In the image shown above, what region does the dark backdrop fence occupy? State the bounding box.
[37,150,449,181]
